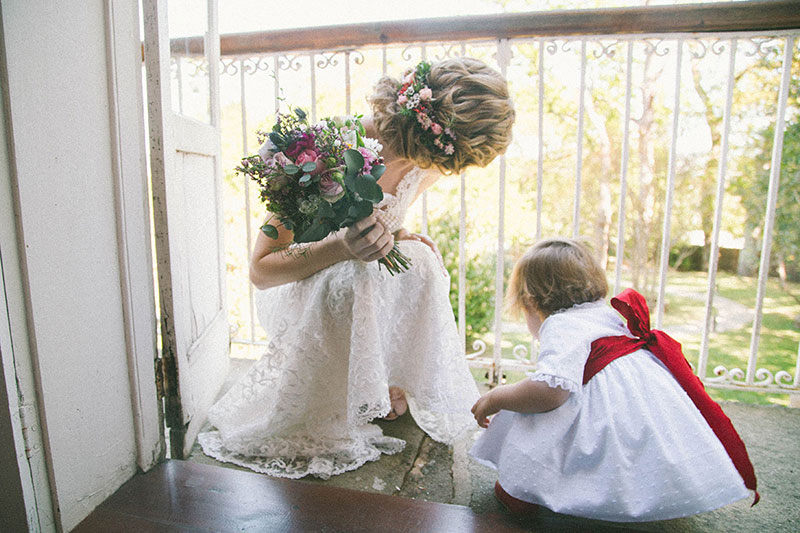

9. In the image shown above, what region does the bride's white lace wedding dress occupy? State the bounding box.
[198,167,479,479]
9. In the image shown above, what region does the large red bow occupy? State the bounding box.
[583,289,759,504]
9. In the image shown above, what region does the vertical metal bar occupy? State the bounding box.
[421,44,429,235]
[345,51,351,116]
[573,40,587,239]
[240,59,255,343]
[176,58,184,115]
[273,55,280,115]
[382,46,387,75]
[310,53,317,123]
[493,39,511,384]
[458,42,467,356]
[794,340,800,387]
[698,38,737,379]
[459,170,467,355]
[747,36,795,384]
[655,39,683,329]
[614,41,633,296]
[536,39,544,241]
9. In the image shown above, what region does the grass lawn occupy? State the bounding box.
[471,270,799,407]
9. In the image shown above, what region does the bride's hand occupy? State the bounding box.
[342,215,394,262]
[395,229,447,276]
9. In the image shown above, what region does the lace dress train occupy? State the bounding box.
[199,168,479,478]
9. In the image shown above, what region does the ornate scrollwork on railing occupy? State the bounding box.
[688,39,708,60]
[511,344,530,363]
[707,365,746,384]
[316,52,339,69]
[400,45,419,62]
[706,365,797,390]
[775,371,794,388]
[591,40,620,59]
[241,56,273,76]
[277,54,304,71]
[349,50,365,66]
[465,339,487,360]
[710,38,729,56]
[186,57,208,77]
[642,38,670,57]
[685,37,729,60]
[432,44,466,60]
[743,36,782,58]
[220,58,240,76]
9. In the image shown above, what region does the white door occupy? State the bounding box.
[143,0,228,459]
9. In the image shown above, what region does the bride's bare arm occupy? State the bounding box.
[249,214,395,289]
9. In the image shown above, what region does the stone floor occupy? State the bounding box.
[188,359,800,532]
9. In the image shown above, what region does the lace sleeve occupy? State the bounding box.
[527,372,581,395]
[530,308,600,390]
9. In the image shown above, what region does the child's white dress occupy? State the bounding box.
[469,300,751,522]
[199,167,479,479]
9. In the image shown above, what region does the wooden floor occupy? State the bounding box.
[73,459,540,532]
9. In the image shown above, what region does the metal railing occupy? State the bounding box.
[176,1,800,396]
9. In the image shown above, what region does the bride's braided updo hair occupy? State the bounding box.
[368,57,515,174]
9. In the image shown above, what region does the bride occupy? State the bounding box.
[199,57,515,479]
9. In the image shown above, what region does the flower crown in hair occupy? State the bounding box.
[397,61,456,156]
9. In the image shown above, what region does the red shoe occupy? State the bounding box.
[382,387,408,421]
[495,481,540,517]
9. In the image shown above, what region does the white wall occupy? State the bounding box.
[0,1,160,531]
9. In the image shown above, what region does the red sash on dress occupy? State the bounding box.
[582,289,759,505]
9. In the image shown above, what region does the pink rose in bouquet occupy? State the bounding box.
[235,108,411,274]
[294,149,325,175]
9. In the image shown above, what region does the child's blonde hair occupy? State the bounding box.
[507,238,608,317]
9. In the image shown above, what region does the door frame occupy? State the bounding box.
[143,0,228,459]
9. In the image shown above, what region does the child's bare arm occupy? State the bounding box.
[471,379,571,428]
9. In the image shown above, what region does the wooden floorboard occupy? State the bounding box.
[73,459,536,532]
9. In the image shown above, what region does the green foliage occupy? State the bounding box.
[426,216,510,343]
[732,120,800,281]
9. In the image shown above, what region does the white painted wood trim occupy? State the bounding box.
[174,116,219,155]
[104,0,163,472]
[0,6,57,530]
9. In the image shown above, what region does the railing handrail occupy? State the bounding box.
[168,0,800,57]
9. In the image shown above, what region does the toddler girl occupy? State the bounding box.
[469,238,757,522]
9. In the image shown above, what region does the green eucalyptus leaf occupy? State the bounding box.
[299,173,311,185]
[294,107,307,120]
[269,132,284,148]
[295,221,331,243]
[301,161,317,172]
[260,224,279,239]
[352,200,373,220]
[371,164,386,180]
[354,175,383,203]
[318,201,335,219]
[343,149,364,174]
[344,171,358,193]
[283,164,300,175]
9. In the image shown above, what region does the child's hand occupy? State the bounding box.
[471,390,500,428]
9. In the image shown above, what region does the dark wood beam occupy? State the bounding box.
[166,0,800,57]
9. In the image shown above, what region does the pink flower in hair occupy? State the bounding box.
[397,94,408,105]
[419,87,433,101]
[430,123,442,135]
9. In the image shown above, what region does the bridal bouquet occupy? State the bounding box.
[236,108,411,274]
